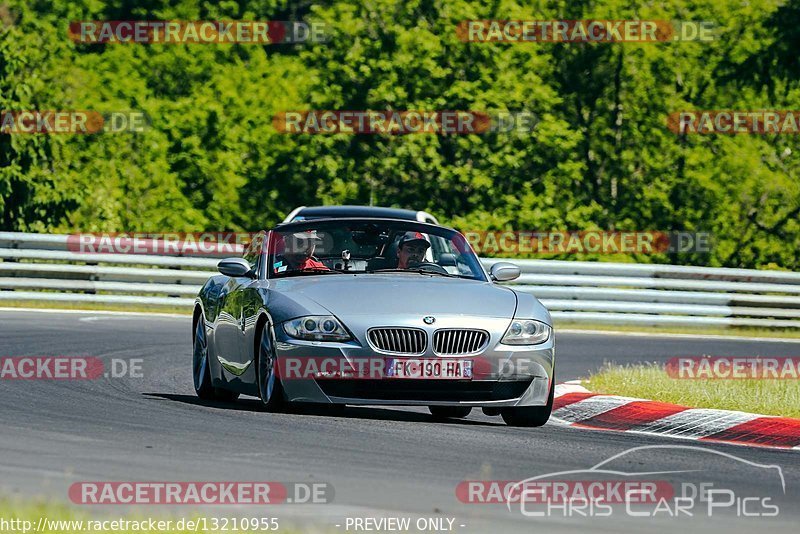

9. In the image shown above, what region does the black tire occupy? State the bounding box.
[501,376,555,427]
[256,322,285,411]
[429,406,472,419]
[193,315,240,401]
[192,316,215,400]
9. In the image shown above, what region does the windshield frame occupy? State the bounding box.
[262,217,488,282]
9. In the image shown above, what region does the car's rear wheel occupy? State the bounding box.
[429,406,472,419]
[193,316,239,401]
[501,376,554,427]
[256,322,284,411]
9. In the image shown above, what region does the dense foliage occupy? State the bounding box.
[1,0,799,268]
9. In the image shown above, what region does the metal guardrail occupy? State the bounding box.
[1,232,800,328]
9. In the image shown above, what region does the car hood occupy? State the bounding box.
[269,274,518,318]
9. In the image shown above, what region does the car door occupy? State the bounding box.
[214,276,243,372]
[215,233,262,377]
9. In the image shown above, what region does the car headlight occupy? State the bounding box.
[283,316,351,341]
[500,319,551,345]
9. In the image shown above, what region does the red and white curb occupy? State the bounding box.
[553,383,800,450]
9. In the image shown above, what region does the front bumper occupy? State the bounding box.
[274,319,555,407]
[312,376,550,407]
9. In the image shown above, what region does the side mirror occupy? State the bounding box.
[489,262,520,282]
[218,258,253,278]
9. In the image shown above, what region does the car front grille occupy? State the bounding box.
[368,328,427,355]
[433,329,489,355]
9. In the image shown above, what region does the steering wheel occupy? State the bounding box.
[409,262,449,274]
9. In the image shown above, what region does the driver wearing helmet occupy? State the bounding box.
[274,230,328,273]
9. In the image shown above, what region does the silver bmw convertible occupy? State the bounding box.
[192,217,555,426]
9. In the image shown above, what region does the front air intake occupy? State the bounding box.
[368,328,427,355]
[433,329,489,355]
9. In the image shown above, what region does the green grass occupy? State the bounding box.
[0,299,191,315]
[0,499,300,533]
[586,363,800,418]
[554,320,800,339]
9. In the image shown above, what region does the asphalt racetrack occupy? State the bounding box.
[1,309,798,533]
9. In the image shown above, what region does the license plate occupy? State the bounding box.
[385,358,472,380]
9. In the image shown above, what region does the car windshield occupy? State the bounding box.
[265,219,486,281]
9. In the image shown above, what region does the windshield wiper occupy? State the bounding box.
[366,268,463,278]
[274,268,345,278]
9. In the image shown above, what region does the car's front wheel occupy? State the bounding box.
[256,322,285,411]
[500,376,554,427]
[193,316,239,401]
[429,406,472,419]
